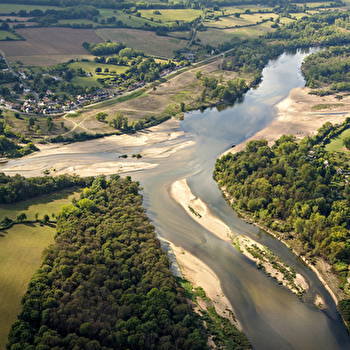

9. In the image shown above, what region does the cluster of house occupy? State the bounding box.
[1,88,115,115]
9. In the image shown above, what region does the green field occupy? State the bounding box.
[96,28,188,58]
[97,9,152,28]
[0,223,56,350]
[0,30,19,40]
[326,127,350,152]
[0,188,81,350]
[0,188,81,222]
[0,4,60,13]
[139,9,203,23]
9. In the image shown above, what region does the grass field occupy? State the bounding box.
[97,9,152,28]
[0,188,81,350]
[326,128,350,152]
[96,28,188,58]
[0,27,103,66]
[0,4,60,13]
[0,223,56,350]
[0,30,18,40]
[139,9,202,23]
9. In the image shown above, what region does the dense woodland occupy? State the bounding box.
[302,45,350,93]
[214,121,350,329]
[6,175,251,349]
[0,173,91,204]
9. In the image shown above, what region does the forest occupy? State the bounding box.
[214,121,350,329]
[6,174,251,350]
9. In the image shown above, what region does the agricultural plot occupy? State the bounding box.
[0,27,103,66]
[326,128,350,152]
[224,5,274,14]
[96,28,188,58]
[97,9,152,28]
[69,61,128,74]
[0,188,80,350]
[139,9,203,23]
[0,30,18,40]
[205,13,277,29]
[0,4,60,13]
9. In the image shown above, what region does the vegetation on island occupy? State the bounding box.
[5,174,251,349]
[214,120,350,330]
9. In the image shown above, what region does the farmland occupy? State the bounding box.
[0,188,81,350]
[139,8,203,23]
[0,27,103,66]
[326,128,350,153]
[96,28,188,58]
[0,30,18,40]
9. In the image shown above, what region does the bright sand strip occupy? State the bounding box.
[237,236,309,295]
[170,179,233,242]
[168,241,242,331]
[223,86,350,155]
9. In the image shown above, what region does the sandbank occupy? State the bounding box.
[223,86,350,156]
[170,179,233,242]
[168,241,242,331]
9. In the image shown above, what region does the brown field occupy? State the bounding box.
[0,27,104,66]
[96,28,188,58]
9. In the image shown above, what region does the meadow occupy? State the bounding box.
[326,127,350,152]
[96,28,188,58]
[139,8,202,23]
[0,27,103,66]
[0,4,59,13]
[0,188,81,350]
[0,30,18,40]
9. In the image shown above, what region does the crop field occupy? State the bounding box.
[326,128,350,152]
[224,5,274,14]
[205,13,277,29]
[0,4,60,13]
[0,224,56,350]
[97,9,152,28]
[70,61,128,74]
[0,188,81,350]
[196,23,275,46]
[96,28,188,58]
[168,31,191,39]
[139,9,203,23]
[0,30,18,40]
[0,27,103,66]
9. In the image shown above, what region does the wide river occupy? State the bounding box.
[2,49,350,349]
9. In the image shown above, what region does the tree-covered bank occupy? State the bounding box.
[6,174,251,349]
[214,122,350,331]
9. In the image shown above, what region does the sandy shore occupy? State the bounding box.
[168,241,242,331]
[170,179,233,242]
[0,118,194,177]
[223,86,350,156]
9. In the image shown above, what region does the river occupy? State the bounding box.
[2,49,350,349]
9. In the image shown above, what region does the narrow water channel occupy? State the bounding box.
[131,49,350,349]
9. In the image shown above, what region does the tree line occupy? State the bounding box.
[6,174,251,349]
[214,122,350,330]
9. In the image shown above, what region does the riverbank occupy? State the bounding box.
[0,118,194,177]
[223,86,350,156]
[167,241,242,331]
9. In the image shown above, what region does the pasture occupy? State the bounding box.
[0,30,18,40]
[0,188,81,350]
[0,27,103,66]
[0,4,60,13]
[139,9,203,23]
[96,28,188,58]
[97,9,152,28]
[326,128,350,153]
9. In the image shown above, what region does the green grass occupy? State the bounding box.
[326,127,350,152]
[139,9,202,23]
[0,4,60,13]
[311,103,344,110]
[0,188,81,222]
[69,61,128,74]
[97,9,152,28]
[0,223,56,350]
[0,30,19,40]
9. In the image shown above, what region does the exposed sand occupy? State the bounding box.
[237,235,309,295]
[170,179,233,242]
[168,241,242,331]
[223,86,350,155]
[0,118,194,177]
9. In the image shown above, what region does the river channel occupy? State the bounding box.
[2,49,350,349]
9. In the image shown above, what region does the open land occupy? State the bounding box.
[0,189,81,350]
[96,28,188,58]
[0,27,103,66]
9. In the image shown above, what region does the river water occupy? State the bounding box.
[2,49,350,349]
